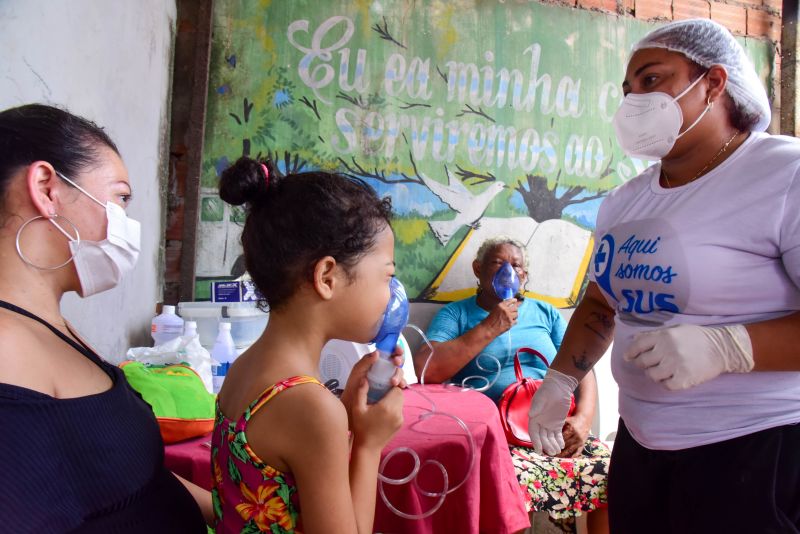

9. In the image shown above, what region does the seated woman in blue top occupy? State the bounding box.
[413,236,610,532]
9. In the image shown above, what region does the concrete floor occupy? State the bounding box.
[523,511,587,534]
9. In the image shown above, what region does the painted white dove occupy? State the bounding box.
[419,167,506,245]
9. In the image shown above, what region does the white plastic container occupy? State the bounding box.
[211,322,236,394]
[226,305,269,348]
[176,302,220,348]
[151,305,185,346]
[177,301,268,350]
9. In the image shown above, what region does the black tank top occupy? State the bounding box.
[0,300,207,533]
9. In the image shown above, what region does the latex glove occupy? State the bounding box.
[624,324,753,390]
[528,368,579,456]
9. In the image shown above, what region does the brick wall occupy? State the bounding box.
[502,0,776,39]
[544,0,784,130]
[563,0,782,42]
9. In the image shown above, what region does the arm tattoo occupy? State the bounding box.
[585,311,614,341]
[572,351,594,372]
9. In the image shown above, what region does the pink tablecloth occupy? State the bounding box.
[164,434,213,491]
[164,385,529,533]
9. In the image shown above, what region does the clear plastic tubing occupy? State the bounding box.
[377,323,476,520]
[378,262,518,520]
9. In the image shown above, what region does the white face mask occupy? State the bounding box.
[50,172,141,297]
[612,73,709,160]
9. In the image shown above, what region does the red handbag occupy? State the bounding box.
[498,347,576,448]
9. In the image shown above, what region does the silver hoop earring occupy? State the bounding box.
[707,96,714,108]
[16,214,80,270]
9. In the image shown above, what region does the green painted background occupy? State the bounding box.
[196,0,774,302]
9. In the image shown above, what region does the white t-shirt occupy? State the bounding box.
[591,132,800,450]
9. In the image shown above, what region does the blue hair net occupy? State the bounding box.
[631,18,771,132]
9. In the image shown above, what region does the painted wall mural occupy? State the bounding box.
[197,0,773,306]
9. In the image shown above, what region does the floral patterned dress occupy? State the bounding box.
[510,435,610,530]
[211,375,324,534]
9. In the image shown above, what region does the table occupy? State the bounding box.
[164,434,213,491]
[165,385,529,534]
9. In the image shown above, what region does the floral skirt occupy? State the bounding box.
[510,435,610,521]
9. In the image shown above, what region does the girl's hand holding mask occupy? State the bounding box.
[340,349,406,450]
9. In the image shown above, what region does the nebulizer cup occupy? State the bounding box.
[366,277,409,403]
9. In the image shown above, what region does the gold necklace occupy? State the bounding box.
[662,131,740,188]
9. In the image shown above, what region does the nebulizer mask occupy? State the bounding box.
[492,261,520,300]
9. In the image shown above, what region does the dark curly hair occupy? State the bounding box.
[0,104,119,206]
[218,157,393,311]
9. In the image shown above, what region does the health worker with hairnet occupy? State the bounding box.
[527,18,800,533]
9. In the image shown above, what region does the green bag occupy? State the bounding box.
[120,361,215,443]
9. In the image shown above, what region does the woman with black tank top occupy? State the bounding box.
[0,104,209,532]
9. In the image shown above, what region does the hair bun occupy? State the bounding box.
[218,156,273,206]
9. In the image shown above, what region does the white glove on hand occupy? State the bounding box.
[624,324,754,390]
[527,368,579,456]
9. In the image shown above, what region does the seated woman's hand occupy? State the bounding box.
[481,298,520,336]
[558,414,591,458]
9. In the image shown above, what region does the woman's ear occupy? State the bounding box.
[472,259,482,279]
[312,256,338,300]
[706,64,728,105]
[25,161,58,218]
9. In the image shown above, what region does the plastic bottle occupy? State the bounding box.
[151,305,185,346]
[211,322,236,394]
[366,277,409,403]
[183,320,198,339]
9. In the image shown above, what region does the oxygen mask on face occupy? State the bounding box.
[492,261,520,300]
[366,277,409,403]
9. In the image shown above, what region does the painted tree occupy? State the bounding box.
[514,159,614,223]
